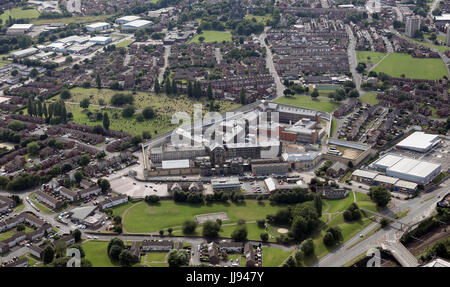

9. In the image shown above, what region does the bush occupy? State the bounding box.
[257,219,265,228]
[260,232,269,242]
[231,225,248,242]
[202,220,221,238]
[182,220,197,234]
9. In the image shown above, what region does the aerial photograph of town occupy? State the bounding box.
[0,0,448,274]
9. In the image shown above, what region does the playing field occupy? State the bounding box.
[121,200,285,233]
[0,8,40,23]
[274,96,339,113]
[356,51,387,66]
[189,30,232,44]
[373,53,448,80]
[115,40,134,48]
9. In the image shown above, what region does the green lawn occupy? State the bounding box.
[14,203,25,212]
[0,226,35,241]
[0,7,40,23]
[244,14,273,25]
[82,240,120,267]
[145,252,167,262]
[219,222,270,241]
[373,53,448,80]
[323,194,354,213]
[274,96,339,113]
[111,201,134,217]
[122,200,285,233]
[189,30,232,44]
[115,40,133,48]
[356,51,387,66]
[262,247,291,267]
[360,92,379,105]
[29,193,54,214]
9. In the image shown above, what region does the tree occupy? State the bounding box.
[60,89,71,100]
[231,225,248,241]
[122,105,135,118]
[299,238,315,256]
[294,249,304,266]
[323,231,335,246]
[72,229,82,242]
[80,98,90,109]
[260,232,269,242]
[154,77,160,94]
[283,256,297,267]
[291,216,308,241]
[182,220,197,234]
[207,83,213,100]
[55,241,67,258]
[119,250,135,266]
[108,238,125,260]
[311,89,319,99]
[97,178,110,192]
[240,88,246,105]
[380,218,390,228]
[102,112,110,130]
[202,220,221,238]
[368,186,391,208]
[79,154,90,166]
[27,141,40,155]
[43,246,55,264]
[168,249,189,267]
[159,229,164,236]
[165,78,171,95]
[172,79,178,94]
[74,171,83,183]
[96,74,101,89]
[187,81,193,98]
[142,107,155,119]
[17,224,25,232]
[314,194,322,217]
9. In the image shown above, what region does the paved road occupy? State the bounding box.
[258,27,285,99]
[346,25,363,95]
[315,178,449,266]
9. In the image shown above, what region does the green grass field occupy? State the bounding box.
[405,35,450,52]
[189,30,232,44]
[274,96,339,113]
[360,92,379,105]
[323,195,354,213]
[121,200,284,233]
[0,7,40,23]
[82,240,121,267]
[145,252,168,262]
[373,53,448,80]
[262,247,291,267]
[330,118,337,137]
[115,40,134,48]
[356,51,387,66]
[244,14,273,25]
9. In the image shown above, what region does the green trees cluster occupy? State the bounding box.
[187,80,204,99]
[368,186,391,208]
[323,226,343,247]
[269,188,313,204]
[168,249,190,267]
[202,220,221,238]
[182,220,198,235]
[231,220,248,242]
[343,203,362,221]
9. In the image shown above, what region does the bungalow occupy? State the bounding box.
[80,179,95,189]
[208,242,219,264]
[99,194,128,210]
[142,240,173,251]
[3,257,28,267]
[244,242,257,267]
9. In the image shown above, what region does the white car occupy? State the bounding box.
[87,236,93,239]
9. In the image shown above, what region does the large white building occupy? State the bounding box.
[86,22,111,32]
[115,15,141,24]
[7,24,34,35]
[396,132,441,153]
[371,154,441,184]
[121,19,152,31]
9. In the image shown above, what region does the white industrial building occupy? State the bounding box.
[371,154,441,184]
[89,36,113,45]
[9,47,38,59]
[115,15,141,24]
[86,22,111,32]
[396,131,441,153]
[211,177,241,191]
[121,19,153,31]
[161,159,190,169]
[7,24,34,35]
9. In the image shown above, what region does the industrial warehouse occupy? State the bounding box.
[370,154,442,184]
[395,131,441,153]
